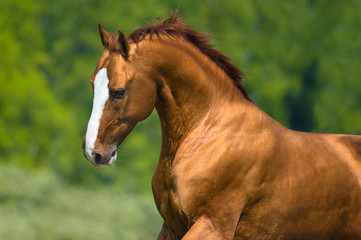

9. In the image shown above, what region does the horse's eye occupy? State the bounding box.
[111,89,126,99]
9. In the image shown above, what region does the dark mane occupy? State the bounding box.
[128,11,250,100]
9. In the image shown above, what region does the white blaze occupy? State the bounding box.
[85,68,109,160]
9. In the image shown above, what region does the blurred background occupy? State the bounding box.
[0,0,360,239]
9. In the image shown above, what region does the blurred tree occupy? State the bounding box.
[286,60,319,131]
[0,0,77,172]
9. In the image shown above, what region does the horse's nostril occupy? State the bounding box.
[93,152,103,164]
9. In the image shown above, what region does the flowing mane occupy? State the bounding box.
[127,11,251,100]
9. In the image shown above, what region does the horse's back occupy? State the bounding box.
[327,133,361,183]
[235,131,361,240]
[336,134,361,165]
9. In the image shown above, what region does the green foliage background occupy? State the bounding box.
[0,0,360,239]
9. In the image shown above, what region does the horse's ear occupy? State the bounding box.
[98,24,110,48]
[118,30,130,60]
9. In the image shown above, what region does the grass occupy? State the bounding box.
[0,164,162,240]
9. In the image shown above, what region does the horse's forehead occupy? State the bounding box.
[108,61,131,82]
[96,50,126,69]
[93,53,130,83]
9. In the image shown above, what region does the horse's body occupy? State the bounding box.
[82,13,361,239]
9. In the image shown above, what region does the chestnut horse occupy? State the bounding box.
[82,13,361,239]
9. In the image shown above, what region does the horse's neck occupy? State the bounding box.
[141,39,253,157]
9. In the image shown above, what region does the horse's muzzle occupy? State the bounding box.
[83,148,117,167]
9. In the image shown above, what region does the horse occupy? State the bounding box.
[82,12,361,240]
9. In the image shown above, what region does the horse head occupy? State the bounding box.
[82,25,157,166]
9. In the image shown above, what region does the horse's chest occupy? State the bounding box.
[152,161,190,236]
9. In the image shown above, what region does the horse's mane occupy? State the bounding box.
[128,11,250,100]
